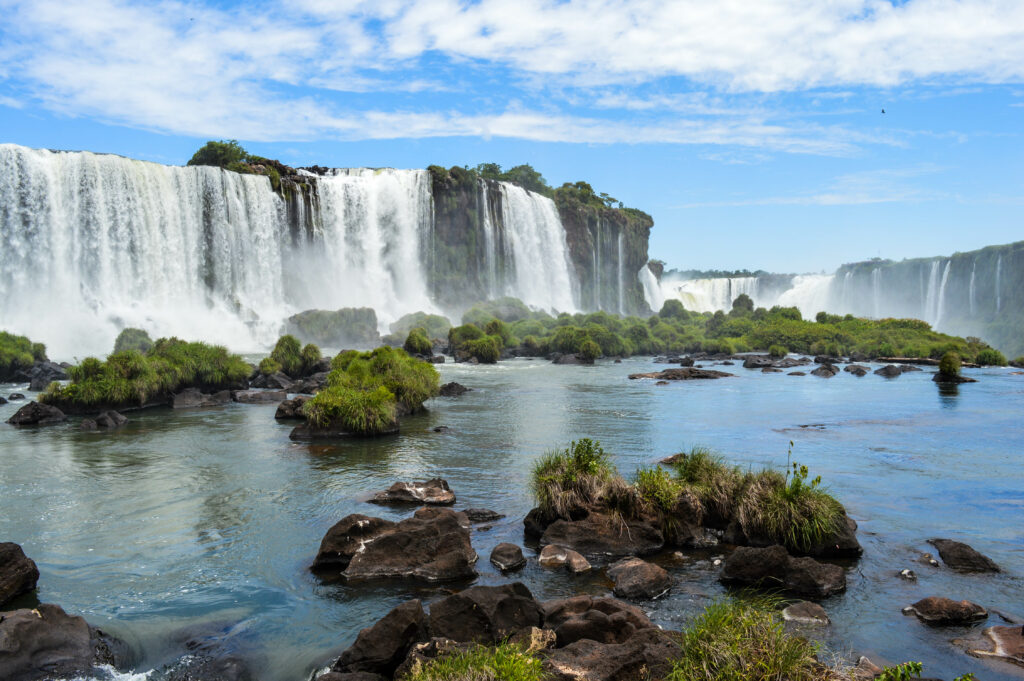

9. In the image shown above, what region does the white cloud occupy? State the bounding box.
[0,0,1021,147]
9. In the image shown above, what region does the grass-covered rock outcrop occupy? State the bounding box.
[284,307,380,348]
[0,331,47,382]
[295,346,440,437]
[41,338,250,413]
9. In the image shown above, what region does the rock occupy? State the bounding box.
[490,543,526,571]
[541,513,664,557]
[250,371,294,390]
[232,389,287,404]
[291,372,330,394]
[814,355,843,365]
[899,569,917,580]
[368,479,455,506]
[427,355,444,364]
[538,545,591,573]
[552,353,592,365]
[874,364,903,378]
[933,372,978,384]
[311,514,397,572]
[963,624,1024,666]
[628,368,733,380]
[523,507,557,539]
[541,595,654,641]
[94,410,127,428]
[918,552,940,567]
[782,601,830,626]
[743,356,776,369]
[290,416,399,440]
[429,583,543,644]
[172,388,233,408]
[810,364,839,378]
[508,626,557,653]
[333,600,427,677]
[8,393,26,401]
[0,396,5,404]
[607,557,671,599]
[438,382,471,397]
[79,419,97,430]
[462,508,504,523]
[928,538,1000,572]
[342,507,477,582]
[0,603,128,681]
[6,401,66,426]
[721,545,846,599]
[0,543,39,607]
[905,596,988,625]
[655,380,669,385]
[844,364,870,374]
[678,357,695,367]
[788,371,806,376]
[26,361,68,392]
[542,628,677,681]
[806,515,863,559]
[762,367,782,373]
[274,395,310,419]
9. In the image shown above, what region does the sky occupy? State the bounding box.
[1,0,1022,274]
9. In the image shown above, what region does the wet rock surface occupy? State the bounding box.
[333,600,427,677]
[628,367,733,380]
[606,557,671,600]
[6,401,66,426]
[540,513,664,557]
[438,382,471,397]
[782,600,830,626]
[928,538,1000,572]
[0,542,39,607]
[172,388,232,409]
[538,545,591,573]
[721,545,846,598]
[490,543,526,571]
[905,596,988,625]
[368,479,456,506]
[232,389,287,404]
[429,583,543,644]
[274,395,310,419]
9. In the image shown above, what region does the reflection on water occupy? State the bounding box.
[1,361,1023,681]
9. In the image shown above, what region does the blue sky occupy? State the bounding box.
[1,0,1022,273]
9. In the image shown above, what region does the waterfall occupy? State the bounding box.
[617,232,625,315]
[969,261,976,316]
[638,266,664,312]
[995,254,1002,312]
[660,276,759,312]
[934,260,952,328]
[0,144,289,358]
[923,260,940,322]
[480,183,498,298]
[497,183,577,313]
[776,274,834,315]
[872,268,882,318]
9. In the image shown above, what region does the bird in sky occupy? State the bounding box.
[881,108,886,114]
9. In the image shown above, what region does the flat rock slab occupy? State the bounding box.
[461,508,505,523]
[538,545,591,573]
[368,479,455,506]
[607,557,671,600]
[232,390,287,404]
[963,624,1024,666]
[0,543,39,607]
[628,368,733,380]
[928,538,1000,572]
[540,513,664,557]
[782,600,830,626]
[172,388,232,409]
[905,596,988,625]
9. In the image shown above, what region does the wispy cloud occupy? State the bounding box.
[0,0,1021,149]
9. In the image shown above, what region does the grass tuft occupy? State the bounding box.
[403,642,547,681]
[530,438,620,519]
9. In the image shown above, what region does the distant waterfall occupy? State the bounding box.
[639,266,664,312]
[969,262,976,316]
[872,268,882,318]
[661,277,759,312]
[996,254,1002,312]
[617,233,625,315]
[934,260,952,328]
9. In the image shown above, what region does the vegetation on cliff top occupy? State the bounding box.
[187,140,296,191]
[303,346,440,435]
[0,331,47,381]
[41,338,250,409]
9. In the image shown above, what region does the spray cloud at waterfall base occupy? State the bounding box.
[0,144,652,359]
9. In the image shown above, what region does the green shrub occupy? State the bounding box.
[578,339,601,362]
[271,335,304,376]
[667,448,744,523]
[0,330,46,380]
[187,140,248,167]
[325,346,440,412]
[464,336,501,363]
[520,335,543,356]
[666,596,833,681]
[43,338,249,409]
[390,312,452,340]
[484,319,511,347]
[974,348,1006,366]
[634,466,681,513]
[404,642,546,681]
[303,385,397,434]
[403,327,433,356]
[768,344,787,359]
[659,299,687,320]
[738,464,844,553]
[531,439,626,519]
[939,351,961,376]
[301,343,322,370]
[113,328,153,354]
[259,357,282,375]
[877,662,923,681]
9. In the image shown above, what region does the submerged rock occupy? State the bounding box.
[721,545,846,599]
[607,557,671,600]
[490,543,526,571]
[173,388,232,409]
[904,596,988,625]
[0,603,128,681]
[94,410,127,428]
[927,538,1000,572]
[0,543,39,607]
[6,401,66,426]
[962,624,1024,666]
[461,508,504,523]
[782,600,830,626]
[368,479,456,506]
[628,368,733,380]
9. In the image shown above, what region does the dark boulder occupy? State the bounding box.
[904,596,988,625]
[490,543,526,571]
[0,396,6,405]
[368,479,455,506]
[928,538,1000,572]
[874,365,903,378]
[290,418,399,440]
[541,595,654,639]
[540,513,664,557]
[844,364,870,374]
[274,396,310,420]
[462,508,504,523]
[628,368,733,380]
[538,545,591,573]
[762,367,782,373]
[173,388,232,409]
[95,410,127,428]
[232,389,287,404]
[607,557,671,600]
[782,600,830,626]
[291,372,330,394]
[250,371,294,391]
[26,361,68,392]
[788,371,806,376]
[742,356,775,369]
[6,402,66,426]
[523,507,558,539]
[810,364,839,378]
[438,382,471,397]
[806,515,863,559]
[0,543,39,606]
[341,508,477,582]
[721,545,846,598]
[552,353,590,365]
[311,514,396,573]
[678,357,695,367]
[543,627,677,681]
[8,393,26,401]
[933,372,977,384]
[429,583,542,644]
[333,600,427,677]
[0,603,128,681]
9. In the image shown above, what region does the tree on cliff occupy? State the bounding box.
[187,140,249,168]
